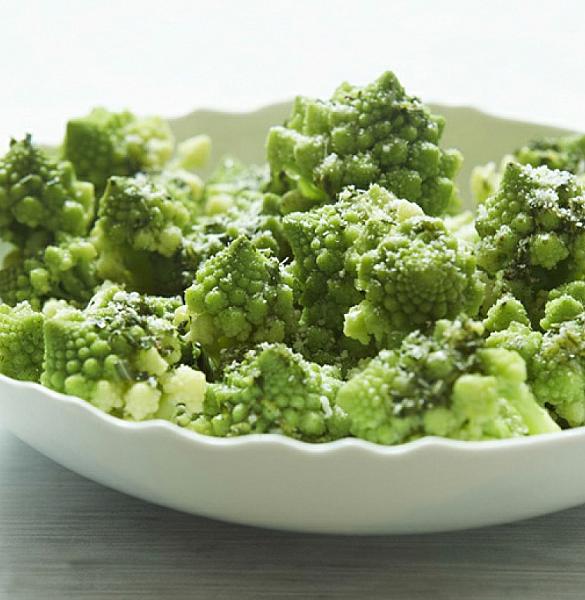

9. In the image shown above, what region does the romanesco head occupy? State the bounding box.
[530,282,585,426]
[41,284,202,421]
[515,135,585,175]
[486,282,585,427]
[283,185,418,364]
[64,108,174,193]
[267,71,462,215]
[471,135,585,204]
[185,237,296,357]
[344,216,484,347]
[476,163,585,314]
[283,186,393,329]
[0,302,44,381]
[337,318,558,445]
[96,175,192,256]
[0,235,100,309]
[531,317,585,427]
[182,343,349,441]
[92,173,202,295]
[0,136,95,250]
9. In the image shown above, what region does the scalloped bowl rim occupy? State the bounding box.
[2,373,581,457]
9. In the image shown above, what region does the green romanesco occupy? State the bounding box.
[344,215,484,347]
[283,185,420,363]
[337,317,559,445]
[180,343,349,441]
[92,173,202,295]
[63,108,175,193]
[0,302,44,381]
[267,71,462,215]
[487,282,585,427]
[472,134,585,203]
[475,163,585,318]
[41,283,204,421]
[0,235,100,309]
[0,136,95,253]
[184,236,296,361]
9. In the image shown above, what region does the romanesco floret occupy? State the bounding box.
[0,302,44,381]
[337,318,558,445]
[0,235,99,309]
[344,215,484,347]
[515,135,585,175]
[64,108,174,193]
[0,136,95,252]
[41,284,204,421]
[472,134,585,203]
[282,185,420,363]
[267,71,462,215]
[181,343,349,441]
[475,163,585,317]
[185,237,296,359]
[486,282,585,427]
[92,173,202,294]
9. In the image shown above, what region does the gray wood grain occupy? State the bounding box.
[1,426,584,600]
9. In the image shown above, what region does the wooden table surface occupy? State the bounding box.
[2,427,584,600]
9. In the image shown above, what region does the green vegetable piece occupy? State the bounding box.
[0,235,100,309]
[176,135,212,171]
[185,237,296,359]
[93,173,202,295]
[64,108,174,193]
[472,134,585,204]
[476,163,585,319]
[488,283,585,427]
[184,343,349,442]
[0,136,95,252]
[283,185,418,363]
[484,293,530,332]
[338,318,558,445]
[267,71,462,215]
[41,283,203,421]
[0,302,44,381]
[345,215,484,347]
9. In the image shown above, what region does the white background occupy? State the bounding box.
[2,0,585,145]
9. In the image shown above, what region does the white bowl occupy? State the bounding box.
[0,103,581,535]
